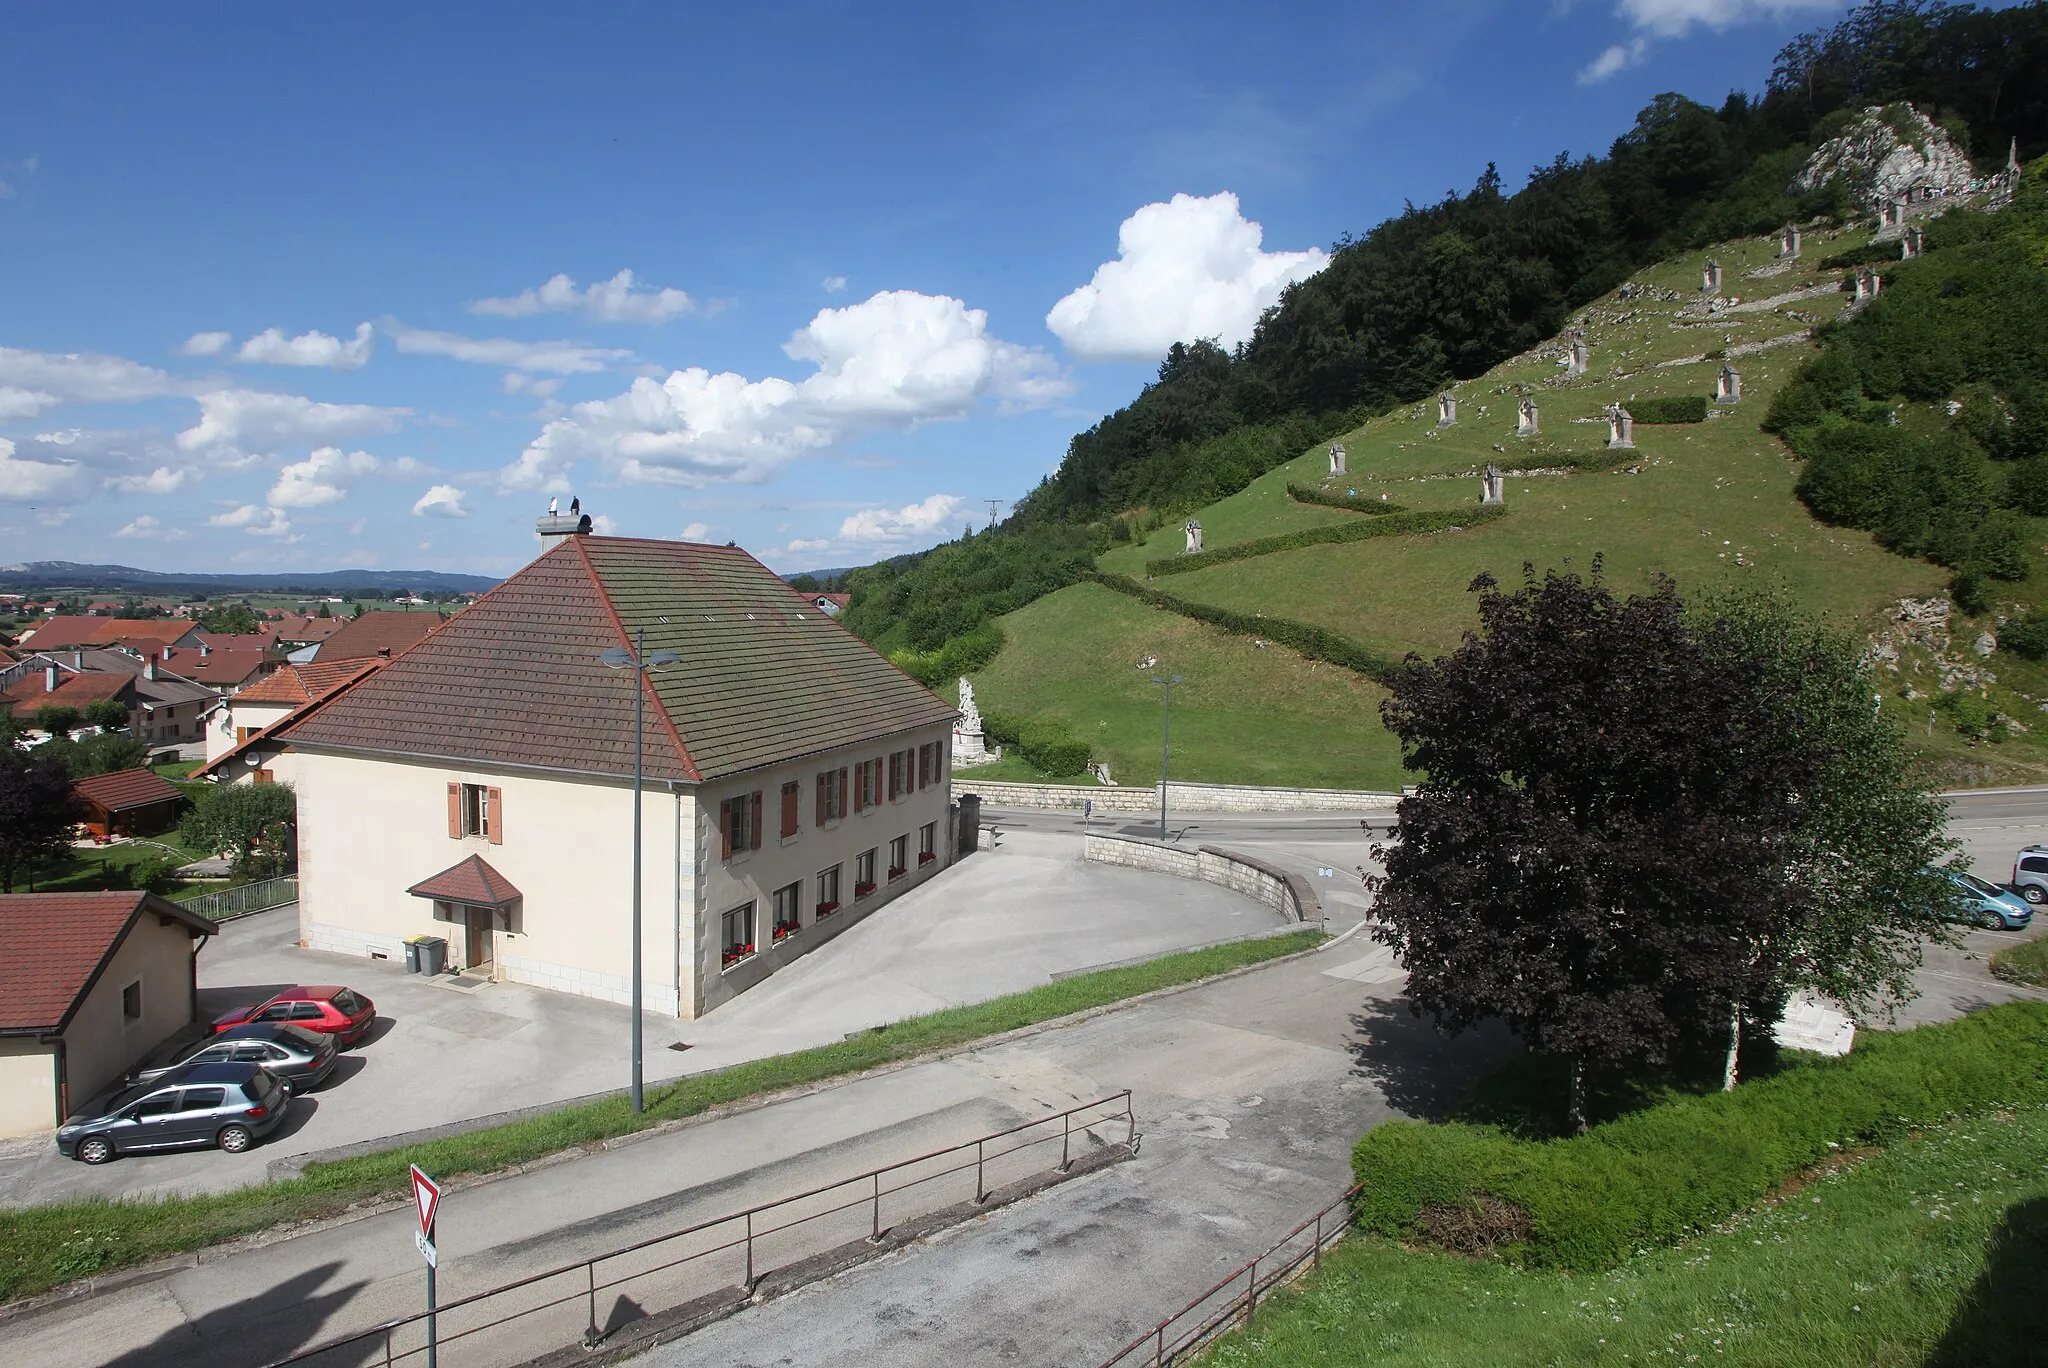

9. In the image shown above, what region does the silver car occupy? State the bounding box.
[2011,845,2048,905]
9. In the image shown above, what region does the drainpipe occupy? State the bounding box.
[669,780,684,1018]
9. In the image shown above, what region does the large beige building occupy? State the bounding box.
[221,529,959,1019]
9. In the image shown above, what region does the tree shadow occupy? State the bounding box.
[1346,998,1516,1121]
[1925,1196,2048,1367]
[98,1260,373,1367]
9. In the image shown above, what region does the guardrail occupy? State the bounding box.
[264,1090,1137,1367]
[1099,1185,1360,1367]
[178,875,297,921]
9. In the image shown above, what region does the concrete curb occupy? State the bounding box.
[0,937,1323,1328]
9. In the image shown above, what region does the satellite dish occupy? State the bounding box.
[244,753,261,767]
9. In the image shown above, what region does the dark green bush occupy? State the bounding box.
[1286,484,1405,514]
[1088,572,1397,682]
[1351,1000,2048,1271]
[979,710,1089,776]
[1627,395,1710,424]
[1999,610,2048,661]
[888,623,1005,687]
[1143,505,1506,578]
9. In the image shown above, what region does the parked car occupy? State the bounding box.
[1939,871,2035,930]
[132,1023,338,1090]
[56,1063,290,1164]
[212,985,376,1045]
[2010,845,2048,905]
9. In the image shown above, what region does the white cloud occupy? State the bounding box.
[783,537,830,554]
[1615,0,1843,38]
[234,322,373,370]
[176,389,412,458]
[113,514,188,541]
[0,346,175,407]
[470,269,697,324]
[110,465,193,494]
[501,290,1069,491]
[209,503,295,538]
[822,276,847,293]
[269,446,382,508]
[0,387,60,418]
[178,331,233,357]
[502,372,564,400]
[412,483,468,518]
[590,513,618,535]
[1046,192,1328,363]
[0,436,93,503]
[1579,37,1650,81]
[387,323,630,375]
[681,521,711,541]
[838,493,966,544]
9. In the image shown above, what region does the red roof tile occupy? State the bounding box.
[407,855,522,907]
[1,672,132,711]
[152,648,275,687]
[23,618,197,649]
[0,892,216,1032]
[317,611,444,663]
[72,767,186,814]
[230,659,379,708]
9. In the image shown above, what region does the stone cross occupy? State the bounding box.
[1436,392,1457,427]
[1516,398,1540,437]
[2011,137,2022,179]
[1328,442,1346,476]
[1567,336,1589,376]
[1900,226,1924,260]
[1700,259,1721,294]
[1854,266,1882,303]
[1715,364,1742,405]
[1480,464,1505,505]
[1778,223,1801,259]
[1183,519,1203,555]
[1606,405,1635,450]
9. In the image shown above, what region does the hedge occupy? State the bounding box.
[1351,1000,2048,1271]
[1285,484,1406,514]
[980,709,1090,776]
[1087,572,1399,683]
[1144,505,1506,577]
[1627,395,1710,424]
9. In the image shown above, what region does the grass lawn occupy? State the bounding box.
[1202,1103,2048,1367]
[974,581,1408,790]
[1991,932,2048,987]
[0,929,1323,1304]
[24,838,202,896]
[152,759,200,781]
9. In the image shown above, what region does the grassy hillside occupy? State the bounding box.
[978,220,2048,790]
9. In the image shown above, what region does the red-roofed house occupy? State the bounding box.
[20,617,203,651]
[0,891,218,1136]
[200,658,384,783]
[307,610,444,663]
[0,667,135,723]
[72,768,189,838]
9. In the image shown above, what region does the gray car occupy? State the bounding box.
[131,1023,338,1091]
[2010,846,2048,905]
[56,1062,290,1164]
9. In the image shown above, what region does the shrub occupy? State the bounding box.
[1351,1000,2048,1271]
[1627,395,1710,424]
[1143,506,1506,578]
[889,623,1006,686]
[33,704,82,736]
[1998,609,2048,661]
[980,710,1090,776]
[1089,572,1397,683]
[1285,484,1405,514]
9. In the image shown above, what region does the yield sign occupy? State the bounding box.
[410,1164,441,1238]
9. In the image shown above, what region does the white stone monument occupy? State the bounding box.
[1900,225,1925,260]
[1879,198,1903,232]
[1715,364,1742,406]
[1328,442,1346,476]
[1854,266,1882,303]
[1516,398,1540,437]
[1778,223,1801,258]
[1606,405,1635,450]
[1480,464,1505,505]
[1700,259,1721,294]
[952,678,998,766]
[1567,336,1589,376]
[1183,519,1203,554]
[1436,392,1457,427]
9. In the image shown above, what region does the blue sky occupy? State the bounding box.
[0,0,1861,579]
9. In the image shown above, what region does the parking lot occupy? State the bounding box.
[0,827,1286,1207]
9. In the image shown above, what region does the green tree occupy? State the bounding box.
[83,698,130,732]
[196,601,261,635]
[0,740,77,892]
[316,602,332,619]
[181,781,297,880]
[41,732,151,779]
[33,704,82,736]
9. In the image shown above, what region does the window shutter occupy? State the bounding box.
[486,787,503,845]
[750,791,764,849]
[854,764,864,813]
[447,783,461,839]
[720,799,732,859]
[839,767,849,817]
[816,774,827,826]
[782,784,798,838]
[919,744,930,789]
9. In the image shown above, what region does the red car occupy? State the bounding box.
[213,985,377,1046]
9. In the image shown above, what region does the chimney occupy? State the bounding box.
[145,656,157,681]
[536,501,593,551]
[377,646,392,658]
[71,650,82,669]
[200,641,210,657]
[45,665,58,693]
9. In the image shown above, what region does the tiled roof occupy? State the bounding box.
[154,648,274,687]
[194,633,282,653]
[22,618,196,649]
[195,659,386,778]
[1,671,132,711]
[0,892,217,1032]
[232,659,380,708]
[273,615,347,641]
[407,854,522,906]
[316,611,445,663]
[72,767,186,813]
[283,536,956,782]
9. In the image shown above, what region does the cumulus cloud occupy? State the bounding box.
[209,503,295,537]
[0,387,60,418]
[176,389,412,458]
[113,514,187,540]
[838,494,966,544]
[681,521,712,541]
[234,322,374,370]
[822,276,847,293]
[470,269,697,324]
[500,290,1069,491]
[412,484,468,518]
[502,372,564,400]
[1046,192,1328,363]
[179,331,233,357]
[268,446,382,508]
[0,346,175,408]
[110,465,193,494]
[0,436,93,503]
[387,323,630,376]
[1579,37,1650,81]
[1615,0,1843,38]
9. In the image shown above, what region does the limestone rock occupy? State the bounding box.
[1791,104,1974,212]
[1975,632,1998,657]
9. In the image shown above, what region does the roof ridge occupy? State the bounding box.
[572,536,702,782]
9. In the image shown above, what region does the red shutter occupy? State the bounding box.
[750,791,764,849]
[781,784,798,838]
[816,773,827,826]
[486,787,503,845]
[447,783,461,839]
[888,752,900,800]
[854,764,864,813]
[719,799,732,859]
[838,767,849,818]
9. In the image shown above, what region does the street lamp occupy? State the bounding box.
[600,628,678,1113]
[1149,674,1185,840]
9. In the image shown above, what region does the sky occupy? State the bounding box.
[0,0,1868,580]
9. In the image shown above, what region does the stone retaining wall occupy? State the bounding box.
[1082,832,1321,923]
[954,778,1401,814]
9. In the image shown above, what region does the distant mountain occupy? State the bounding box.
[0,561,501,596]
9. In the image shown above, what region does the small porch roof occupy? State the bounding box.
[406,854,522,908]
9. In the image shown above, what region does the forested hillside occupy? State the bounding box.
[840,0,2048,668]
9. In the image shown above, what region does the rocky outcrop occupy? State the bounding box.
[1791,104,1975,212]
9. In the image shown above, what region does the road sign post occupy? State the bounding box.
[411,1164,442,1368]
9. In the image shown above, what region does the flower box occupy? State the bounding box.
[815,900,840,918]
[721,942,756,968]
[772,922,800,942]
[854,880,877,898]
[917,851,936,867]
[888,865,907,880]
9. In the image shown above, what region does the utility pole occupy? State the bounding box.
[599,630,678,1111]
[985,499,1003,530]
[1149,674,1185,839]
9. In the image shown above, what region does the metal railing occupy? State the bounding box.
[178,875,297,920]
[264,1090,1136,1367]
[1099,1184,1361,1367]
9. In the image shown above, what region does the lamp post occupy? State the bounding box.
[1149,675,1184,840]
[600,628,678,1112]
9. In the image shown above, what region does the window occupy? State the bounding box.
[449,782,503,843]
[918,743,934,789]
[855,758,882,812]
[719,791,764,858]
[721,902,756,967]
[131,1093,177,1120]
[855,848,877,896]
[888,834,909,880]
[177,1087,227,1112]
[772,882,803,941]
[290,1002,326,1022]
[888,750,904,801]
[229,1044,270,1063]
[255,1002,294,1023]
[2023,857,2048,874]
[780,782,801,839]
[121,980,142,1022]
[817,768,847,823]
[816,864,841,916]
[919,822,937,866]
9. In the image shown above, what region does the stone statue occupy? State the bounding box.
[952,677,998,766]
[957,677,982,735]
